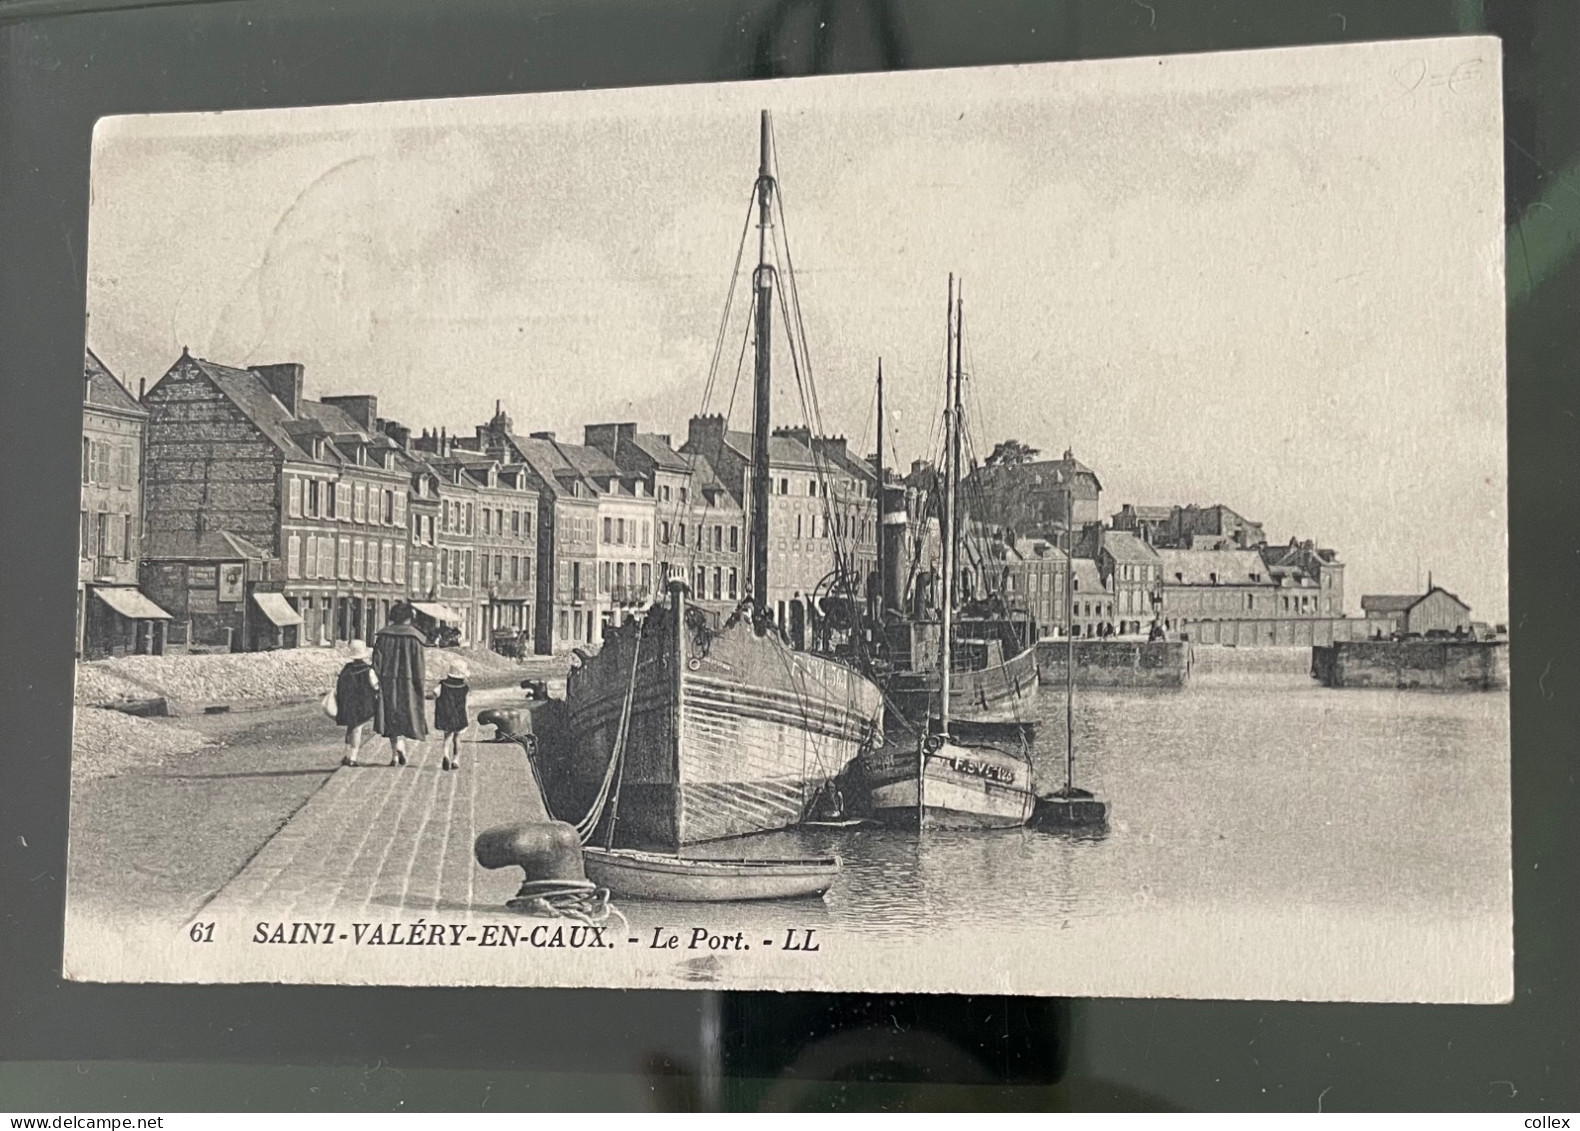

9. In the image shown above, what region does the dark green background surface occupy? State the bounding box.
[2,0,1574,1112]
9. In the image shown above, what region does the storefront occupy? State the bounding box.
[84,585,173,659]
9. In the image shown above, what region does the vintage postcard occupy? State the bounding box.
[67,36,1509,1001]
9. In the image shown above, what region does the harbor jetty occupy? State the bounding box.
[1035,638,1191,689]
[1311,639,1508,691]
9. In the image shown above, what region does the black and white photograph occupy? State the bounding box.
[65,36,1509,1001]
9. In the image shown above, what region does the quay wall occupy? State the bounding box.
[1177,616,1382,648]
[1036,639,1190,689]
[1311,640,1508,691]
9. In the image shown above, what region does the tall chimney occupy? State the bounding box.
[250,363,305,415]
[880,483,907,616]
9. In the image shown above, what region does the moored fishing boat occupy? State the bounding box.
[536,110,885,852]
[866,276,1036,829]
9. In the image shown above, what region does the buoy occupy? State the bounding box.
[1031,787,1109,833]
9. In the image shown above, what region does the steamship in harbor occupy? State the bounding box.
[531,112,885,852]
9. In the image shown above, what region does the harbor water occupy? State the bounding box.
[625,655,1512,998]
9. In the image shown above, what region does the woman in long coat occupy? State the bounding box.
[373,602,428,766]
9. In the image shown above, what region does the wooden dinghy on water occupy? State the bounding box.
[581,848,842,902]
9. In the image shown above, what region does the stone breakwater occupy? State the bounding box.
[1311,639,1508,691]
[1034,639,1191,688]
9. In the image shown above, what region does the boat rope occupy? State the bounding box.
[573,623,645,845]
[511,885,631,934]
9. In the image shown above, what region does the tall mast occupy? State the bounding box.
[952,287,964,611]
[750,110,776,614]
[875,358,884,618]
[939,275,956,739]
[1065,482,1075,792]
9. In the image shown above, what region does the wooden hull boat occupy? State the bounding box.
[884,627,1040,731]
[538,587,885,851]
[582,847,842,901]
[864,734,1036,829]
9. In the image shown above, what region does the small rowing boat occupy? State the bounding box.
[581,847,842,902]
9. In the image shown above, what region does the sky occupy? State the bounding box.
[86,37,1507,619]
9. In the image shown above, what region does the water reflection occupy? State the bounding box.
[622,669,1509,940]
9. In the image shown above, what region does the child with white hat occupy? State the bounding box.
[333,640,381,766]
[434,659,471,772]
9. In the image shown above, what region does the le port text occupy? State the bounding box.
[232,921,823,952]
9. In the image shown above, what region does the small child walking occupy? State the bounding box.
[335,640,381,766]
[434,660,471,772]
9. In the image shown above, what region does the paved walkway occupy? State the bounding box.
[199,731,552,922]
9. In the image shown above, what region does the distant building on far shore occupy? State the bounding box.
[1360,585,1473,636]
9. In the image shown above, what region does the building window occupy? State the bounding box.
[88,440,111,485]
[714,525,723,551]
[338,537,351,580]
[778,478,789,495]
[728,568,738,600]
[286,534,301,579]
[1246,594,1255,610]
[678,522,686,547]
[288,477,303,517]
[641,562,651,589]
[661,521,670,545]
[679,487,689,504]
[695,566,706,595]
[482,509,492,535]
[616,517,625,545]
[642,521,650,549]
[505,555,513,582]
[600,561,610,592]
[304,536,318,578]
[713,567,722,600]
[729,525,739,552]
[602,517,612,544]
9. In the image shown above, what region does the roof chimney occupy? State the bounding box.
[250,363,305,415]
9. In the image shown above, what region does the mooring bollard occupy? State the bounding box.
[474,820,593,911]
[477,707,534,743]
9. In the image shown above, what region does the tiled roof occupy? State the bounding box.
[1101,530,1160,563]
[1070,558,1105,591]
[723,429,820,470]
[1155,547,1273,586]
[84,349,144,414]
[192,358,316,463]
[1361,595,1418,614]
[632,433,691,473]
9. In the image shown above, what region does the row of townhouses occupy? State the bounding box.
[76,349,880,659]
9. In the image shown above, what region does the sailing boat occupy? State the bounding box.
[875,282,1040,734]
[866,278,1037,829]
[532,111,886,853]
[1030,481,1109,831]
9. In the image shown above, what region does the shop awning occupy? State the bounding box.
[252,592,304,627]
[410,601,462,624]
[93,587,172,620]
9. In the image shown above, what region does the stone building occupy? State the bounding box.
[140,352,410,651]
[1154,546,1278,634]
[1068,558,1113,638]
[583,422,744,608]
[962,449,1103,533]
[1000,536,1068,635]
[1261,537,1346,617]
[470,460,539,644]
[682,416,874,646]
[1114,503,1266,550]
[79,349,168,658]
[1095,529,1163,635]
